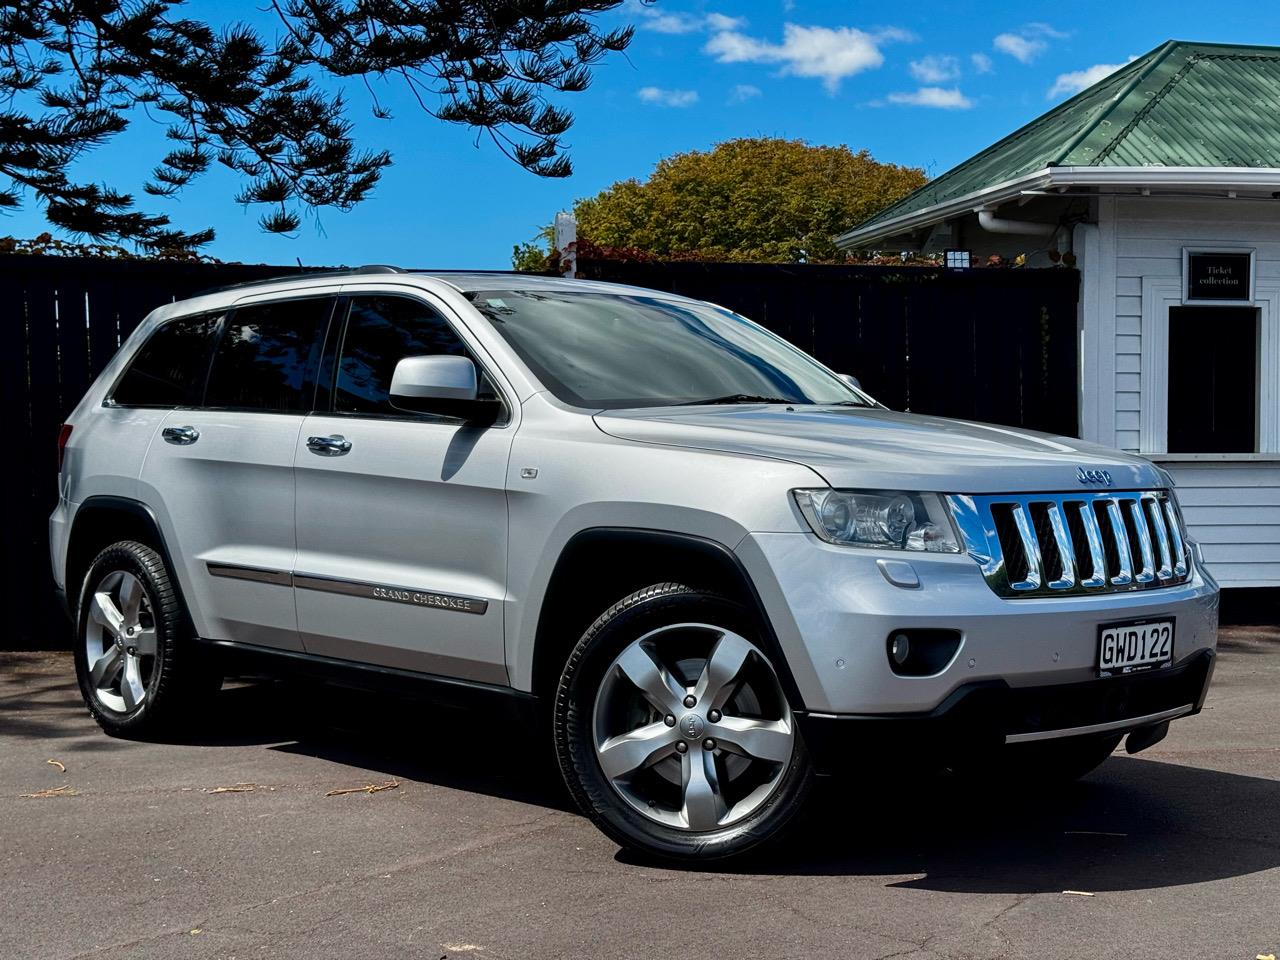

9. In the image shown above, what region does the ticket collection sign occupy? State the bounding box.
[1185,251,1252,303]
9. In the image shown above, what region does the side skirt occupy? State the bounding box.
[199,638,539,722]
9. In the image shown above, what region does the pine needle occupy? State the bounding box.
[22,784,78,798]
[205,783,257,794]
[325,779,400,797]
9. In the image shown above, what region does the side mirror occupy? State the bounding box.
[839,373,862,390]
[391,355,478,404]
[389,355,501,423]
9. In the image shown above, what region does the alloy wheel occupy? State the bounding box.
[83,570,157,714]
[592,623,795,832]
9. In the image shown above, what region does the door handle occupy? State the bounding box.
[162,425,200,446]
[307,434,352,456]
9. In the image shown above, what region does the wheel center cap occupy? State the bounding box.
[680,714,705,740]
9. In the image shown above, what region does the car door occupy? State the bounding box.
[139,294,335,652]
[292,291,514,682]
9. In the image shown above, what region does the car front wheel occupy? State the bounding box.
[555,583,812,861]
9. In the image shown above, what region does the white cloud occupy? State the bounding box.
[628,2,743,35]
[705,12,745,31]
[886,86,974,109]
[993,23,1067,64]
[909,54,960,84]
[993,33,1044,63]
[729,83,763,103]
[705,23,912,93]
[971,52,993,74]
[637,86,700,107]
[1047,57,1137,97]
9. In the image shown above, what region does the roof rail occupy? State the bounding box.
[201,264,406,296]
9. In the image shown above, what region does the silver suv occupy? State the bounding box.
[51,267,1220,861]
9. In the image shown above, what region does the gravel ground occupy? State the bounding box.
[2,626,1277,960]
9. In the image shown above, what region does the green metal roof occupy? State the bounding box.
[846,41,1280,240]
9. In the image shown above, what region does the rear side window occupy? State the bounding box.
[205,298,332,413]
[110,313,221,408]
[334,295,481,416]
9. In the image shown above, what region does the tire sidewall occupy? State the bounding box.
[555,584,812,861]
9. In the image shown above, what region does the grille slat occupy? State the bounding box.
[949,490,1191,598]
[1145,494,1175,580]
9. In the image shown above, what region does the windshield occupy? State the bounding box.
[467,290,868,410]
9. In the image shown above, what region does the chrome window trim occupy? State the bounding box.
[948,490,1193,598]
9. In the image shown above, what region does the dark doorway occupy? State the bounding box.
[1167,305,1258,453]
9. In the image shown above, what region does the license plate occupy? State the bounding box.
[1098,618,1174,675]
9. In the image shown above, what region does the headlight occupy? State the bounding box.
[792,489,961,553]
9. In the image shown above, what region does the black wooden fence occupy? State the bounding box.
[577,260,1081,435]
[4,256,315,650]
[5,255,1079,649]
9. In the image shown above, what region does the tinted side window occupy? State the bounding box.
[111,313,220,407]
[335,296,475,415]
[205,298,331,413]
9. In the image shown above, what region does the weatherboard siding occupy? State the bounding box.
[1099,197,1280,586]
[1165,462,1280,587]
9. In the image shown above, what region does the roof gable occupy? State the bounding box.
[851,41,1280,238]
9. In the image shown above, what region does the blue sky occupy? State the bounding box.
[8,2,1280,267]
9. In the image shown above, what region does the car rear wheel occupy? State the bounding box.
[555,583,811,861]
[73,540,219,737]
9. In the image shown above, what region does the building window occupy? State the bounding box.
[1166,306,1258,453]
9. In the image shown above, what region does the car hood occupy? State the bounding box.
[593,405,1164,494]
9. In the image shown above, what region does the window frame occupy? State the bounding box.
[197,293,339,416]
[319,291,512,427]
[1140,274,1280,458]
[103,309,225,410]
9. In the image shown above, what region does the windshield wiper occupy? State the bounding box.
[678,393,795,406]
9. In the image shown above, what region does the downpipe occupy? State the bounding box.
[975,208,1058,237]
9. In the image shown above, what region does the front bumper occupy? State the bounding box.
[736,531,1220,715]
[796,648,1214,773]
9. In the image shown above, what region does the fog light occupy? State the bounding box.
[891,634,911,665]
[885,629,963,677]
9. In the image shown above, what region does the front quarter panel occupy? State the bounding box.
[504,395,823,692]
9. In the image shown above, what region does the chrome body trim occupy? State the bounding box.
[206,562,292,586]
[293,572,489,615]
[948,490,1193,599]
[206,563,488,615]
[1004,704,1194,744]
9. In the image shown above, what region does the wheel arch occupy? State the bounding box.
[66,496,185,618]
[530,527,806,710]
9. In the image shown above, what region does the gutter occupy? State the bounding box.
[836,166,1280,250]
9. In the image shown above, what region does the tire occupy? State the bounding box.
[73,540,220,737]
[555,583,812,861]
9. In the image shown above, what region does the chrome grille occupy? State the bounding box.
[948,491,1191,598]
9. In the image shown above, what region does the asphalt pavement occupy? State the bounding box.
[2,626,1277,960]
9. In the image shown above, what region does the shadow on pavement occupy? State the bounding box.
[624,758,1280,893]
[7,660,1278,894]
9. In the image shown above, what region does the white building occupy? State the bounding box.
[837,40,1280,590]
